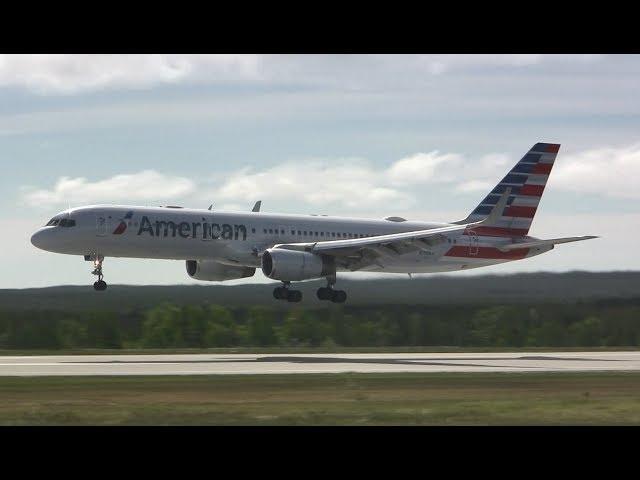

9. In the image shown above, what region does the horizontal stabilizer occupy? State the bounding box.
[498,236,598,252]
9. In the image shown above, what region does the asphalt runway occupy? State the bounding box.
[0,351,640,376]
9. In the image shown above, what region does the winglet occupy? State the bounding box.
[252,200,262,212]
[480,187,511,225]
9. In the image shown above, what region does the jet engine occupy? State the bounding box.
[186,260,255,281]
[261,249,335,281]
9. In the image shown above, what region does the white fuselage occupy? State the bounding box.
[30,205,550,275]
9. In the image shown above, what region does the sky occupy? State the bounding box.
[1,54,639,288]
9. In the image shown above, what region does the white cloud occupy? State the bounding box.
[415,54,601,75]
[21,141,640,211]
[214,159,412,210]
[0,54,604,95]
[0,54,260,94]
[210,151,516,210]
[553,143,640,199]
[455,180,493,193]
[21,170,195,207]
[387,152,464,185]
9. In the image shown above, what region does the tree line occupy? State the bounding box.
[1,300,640,350]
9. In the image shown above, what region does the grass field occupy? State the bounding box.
[2,372,640,425]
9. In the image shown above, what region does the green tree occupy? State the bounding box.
[247,307,278,346]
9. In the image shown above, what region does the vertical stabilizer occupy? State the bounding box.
[463,142,560,236]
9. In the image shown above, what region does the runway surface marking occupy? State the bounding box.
[0,352,639,376]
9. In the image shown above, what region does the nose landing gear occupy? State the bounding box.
[91,256,107,291]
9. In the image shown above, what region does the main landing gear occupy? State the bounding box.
[272,276,347,304]
[91,256,107,291]
[273,281,302,303]
[316,276,347,303]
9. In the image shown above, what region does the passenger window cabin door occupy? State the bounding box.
[96,212,109,237]
[468,230,479,256]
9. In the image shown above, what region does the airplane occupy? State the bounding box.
[30,142,597,303]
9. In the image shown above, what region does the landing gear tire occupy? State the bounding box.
[317,286,346,303]
[286,290,302,303]
[316,287,332,301]
[331,290,347,303]
[273,286,288,300]
[93,280,107,291]
[273,283,302,302]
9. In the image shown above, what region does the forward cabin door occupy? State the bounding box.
[95,212,109,237]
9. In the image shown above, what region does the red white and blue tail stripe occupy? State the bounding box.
[464,142,560,237]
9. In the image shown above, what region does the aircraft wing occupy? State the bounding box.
[272,188,512,262]
[272,223,471,271]
[275,222,469,254]
[497,236,598,252]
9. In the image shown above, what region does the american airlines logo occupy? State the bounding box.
[136,215,248,241]
[112,211,134,235]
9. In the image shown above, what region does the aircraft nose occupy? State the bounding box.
[30,228,48,250]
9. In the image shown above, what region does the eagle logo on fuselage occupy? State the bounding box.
[112,211,134,235]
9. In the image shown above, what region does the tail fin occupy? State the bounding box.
[460,142,560,236]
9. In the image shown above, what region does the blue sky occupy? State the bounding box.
[1,54,639,288]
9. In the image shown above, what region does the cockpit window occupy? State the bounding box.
[45,217,76,227]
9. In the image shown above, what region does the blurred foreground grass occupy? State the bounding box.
[2,372,640,425]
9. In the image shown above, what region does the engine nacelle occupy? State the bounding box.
[261,249,335,281]
[186,260,255,281]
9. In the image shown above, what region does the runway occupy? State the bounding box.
[1,351,640,376]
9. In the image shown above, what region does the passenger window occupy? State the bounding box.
[332,232,336,237]
[263,229,267,234]
[252,228,256,233]
[291,230,295,235]
[269,229,273,234]
[298,230,302,235]
[281,229,285,234]
[337,233,341,238]
[315,232,318,236]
